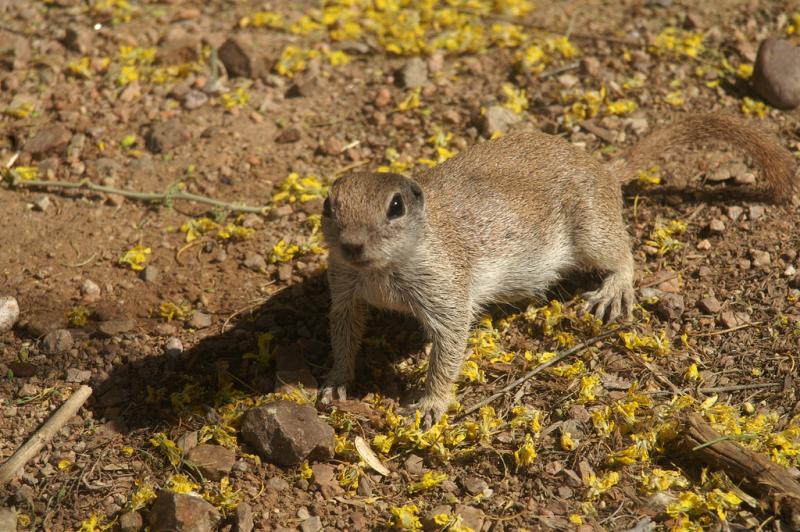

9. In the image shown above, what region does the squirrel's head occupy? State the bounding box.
[322,172,426,270]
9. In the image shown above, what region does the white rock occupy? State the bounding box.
[0,296,20,333]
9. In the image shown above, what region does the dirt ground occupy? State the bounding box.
[2,0,800,530]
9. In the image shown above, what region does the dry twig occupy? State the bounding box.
[457,327,625,419]
[0,385,93,485]
[674,413,800,528]
[6,177,269,214]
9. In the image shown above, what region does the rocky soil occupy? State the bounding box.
[2,0,800,531]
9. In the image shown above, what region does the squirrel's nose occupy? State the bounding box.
[341,242,364,259]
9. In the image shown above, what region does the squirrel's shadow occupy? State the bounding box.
[89,271,428,434]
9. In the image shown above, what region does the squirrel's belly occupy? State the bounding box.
[471,244,575,305]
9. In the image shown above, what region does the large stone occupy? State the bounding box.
[0,296,19,333]
[752,38,800,109]
[24,125,72,156]
[186,444,235,481]
[480,105,521,137]
[218,35,273,79]
[240,400,335,466]
[148,491,221,532]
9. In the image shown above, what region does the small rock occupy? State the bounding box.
[148,491,221,532]
[299,516,322,532]
[752,250,771,268]
[399,57,428,88]
[176,431,199,454]
[240,400,335,466]
[233,502,254,532]
[188,312,212,329]
[579,56,601,77]
[657,276,680,294]
[696,239,711,250]
[140,265,159,283]
[164,337,183,357]
[753,38,800,109]
[423,505,452,530]
[80,279,101,302]
[374,88,392,107]
[726,205,744,221]
[24,124,72,157]
[97,318,135,336]
[0,296,20,333]
[557,73,579,88]
[286,74,319,98]
[462,477,489,496]
[42,329,73,354]
[0,507,16,532]
[311,463,341,498]
[269,204,293,219]
[720,311,751,329]
[243,253,267,272]
[698,297,722,314]
[218,35,273,80]
[297,508,311,520]
[480,105,521,137]
[118,510,143,532]
[624,116,649,135]
[404,454,424,476]
[301,197,324,216]
[267,476,290,491]
[454,505,485,531]
[785,265,797,278]
[183,89,208,110]
[708,166,731,182]
[707,219,725,233]
[656,294,684,321]
[241,214,263,228]
[427,51,445,73]
[157,33,200,65]
[62,26,93,54]
[33,195,51,212]
[186,444,236,481]
[66,368,92,383]
[275,127,301,144]
[748,205,766,221]
[734,172,756,185]
[277,263,293,282]
[357,475,372,497]
[145,120,191,154]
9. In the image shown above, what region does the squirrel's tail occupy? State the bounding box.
[610,113,797,204]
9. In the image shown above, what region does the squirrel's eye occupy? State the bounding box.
[323,197,332,217]
[387,193,405,219]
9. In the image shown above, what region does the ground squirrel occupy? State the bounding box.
[318,114,797,426]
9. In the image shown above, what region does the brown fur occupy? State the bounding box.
[611,113,797,203]
[319,113,797,426]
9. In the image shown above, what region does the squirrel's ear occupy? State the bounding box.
[409,180,423,201]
